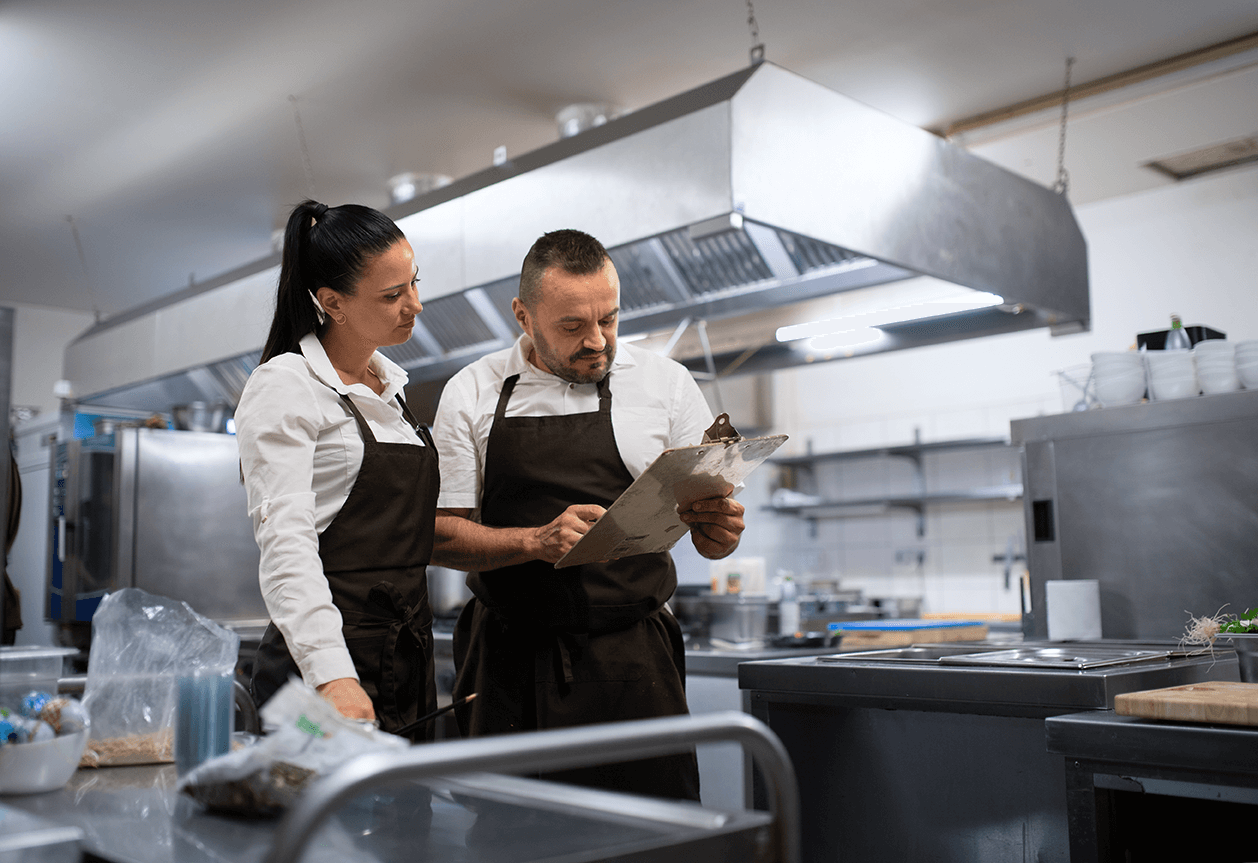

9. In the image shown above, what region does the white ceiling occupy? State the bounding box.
[3,0,1257,317]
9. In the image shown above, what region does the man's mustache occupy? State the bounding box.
[570,346,612,362]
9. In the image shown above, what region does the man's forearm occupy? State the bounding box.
[431,511,541,571]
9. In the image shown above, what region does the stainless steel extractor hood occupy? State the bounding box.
[63,61,1088,412]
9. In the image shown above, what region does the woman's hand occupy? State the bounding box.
[316,677,376,722]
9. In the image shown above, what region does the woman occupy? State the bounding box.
[235,199,437,739]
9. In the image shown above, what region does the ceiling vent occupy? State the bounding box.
[1144,135,1258,181]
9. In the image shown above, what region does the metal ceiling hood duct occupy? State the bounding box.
[64,62,1087,410]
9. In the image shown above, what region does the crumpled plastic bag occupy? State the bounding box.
[80,588,239,767]
[176,677,409,816]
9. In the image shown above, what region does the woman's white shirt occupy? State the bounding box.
[235,332,424,687]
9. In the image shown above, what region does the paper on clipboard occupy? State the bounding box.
[554,415,788,568]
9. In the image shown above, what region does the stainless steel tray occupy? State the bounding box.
[937,647,1170,669]
[816,644,1008,663]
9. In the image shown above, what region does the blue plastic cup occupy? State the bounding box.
[175,673,233,776]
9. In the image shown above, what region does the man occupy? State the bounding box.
[431,229,745,801]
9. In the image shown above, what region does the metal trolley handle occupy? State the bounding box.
[264,709,800,863]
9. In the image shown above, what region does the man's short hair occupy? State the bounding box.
[519,229,610,310]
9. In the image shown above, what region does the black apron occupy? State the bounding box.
[454,372,700,800]
[251,392,439,742]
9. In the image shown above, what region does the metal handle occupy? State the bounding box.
[265,709,800,863]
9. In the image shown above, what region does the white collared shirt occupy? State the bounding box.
[235,333,424,687]
[433,334,714,512]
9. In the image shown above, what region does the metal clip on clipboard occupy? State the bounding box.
[554,413,788,568]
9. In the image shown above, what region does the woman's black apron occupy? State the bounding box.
[453,372,700,800]
[251,393,439,742]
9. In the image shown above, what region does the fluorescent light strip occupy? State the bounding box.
[776,291,1004,342]
[809,327,884,351]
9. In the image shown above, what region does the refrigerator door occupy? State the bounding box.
[127,428,265,623]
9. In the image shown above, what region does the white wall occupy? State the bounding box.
[8,304,96,418]
[677,163,1258,616]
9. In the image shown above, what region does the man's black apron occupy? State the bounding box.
[251,393,439,742]
[453,372,700,800]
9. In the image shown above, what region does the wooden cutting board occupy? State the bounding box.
[1114,681,1258,726]
[835,620,988,650]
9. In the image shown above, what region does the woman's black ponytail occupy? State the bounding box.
[260,199,405,364]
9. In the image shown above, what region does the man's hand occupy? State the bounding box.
[532,504,606,563]
[434,504,606,571]
[316,677,375,722]
[679,486,745,559]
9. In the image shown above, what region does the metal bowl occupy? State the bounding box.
[172,402,226,433]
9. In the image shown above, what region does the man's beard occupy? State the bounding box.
[533,329,615,384]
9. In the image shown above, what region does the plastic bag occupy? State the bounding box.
[176,677,408,815]
[80,588,239,767]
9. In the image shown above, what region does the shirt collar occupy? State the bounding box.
[508,333,637,383]
[299,332,409,399]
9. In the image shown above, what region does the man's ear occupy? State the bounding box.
[511,297,531,335]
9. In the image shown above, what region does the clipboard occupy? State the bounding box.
[554,414,788,569]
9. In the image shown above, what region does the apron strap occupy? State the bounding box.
[595,374,612,413]
[494,374,521,421]
[337,393,378,444]
[552,630,588,685]
[338,392,435,448]
[396,395,435,447]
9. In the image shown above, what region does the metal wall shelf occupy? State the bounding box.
[765,435,1021,537]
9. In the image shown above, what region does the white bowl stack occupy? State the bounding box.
[1192,339,1240,394]
[1091,351,1146,406]
[1144,348,1199,400]
[1236,340,1258,389]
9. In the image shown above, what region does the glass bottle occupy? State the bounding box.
[1165,315,1191,351]
[778,576,800,636]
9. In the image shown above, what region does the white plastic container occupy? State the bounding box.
[0,646,76,709]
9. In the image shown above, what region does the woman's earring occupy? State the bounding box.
[308,290,327,325]
[333,314,347,326]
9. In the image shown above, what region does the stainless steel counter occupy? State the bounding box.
[738,640,1237,714]
[684,639,840,677]
[4,712,796,863]
[6,764,774,863]
[739,640,1240,863]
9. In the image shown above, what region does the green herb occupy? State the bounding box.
[1218,607,1258,634]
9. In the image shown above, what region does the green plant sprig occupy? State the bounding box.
[1218,607,1258,634]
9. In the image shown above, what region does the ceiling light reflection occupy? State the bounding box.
[776,289,1004,342]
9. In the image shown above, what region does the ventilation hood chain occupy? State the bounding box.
[63,63,1088,413]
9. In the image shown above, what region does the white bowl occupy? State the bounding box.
[1238,363,1258,388]
[1150,377,1200,400]
[1199,367,1240,393]
[1095,369,1147,405]
[1091,351,1143,368]
[1095,384,1145,406]
[1144,351,1194,371]
[0,729,88,795]
[1191,339,1232,354]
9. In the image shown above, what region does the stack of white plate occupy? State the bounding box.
[1144,349,1199,400]
[1236,340,1258,388]
[1192,339,1239,394]
[1091,351,1145,406]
